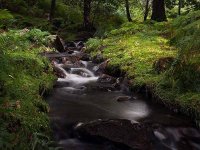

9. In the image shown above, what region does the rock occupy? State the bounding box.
[94,59,110,74]
[112,77,123,89]
[74,61,86,68]
[97,74,116,84]
[67,55,81,63]
[60,63,72,72]
[80,53,91,61]
[80,47,87,52]
[116,96,132,102]
[53,65,67,78]
[65,42,76,48]
[87,82,116,92]
[54,36,65,52]
[104,65,126,78]
[75,41,85,50]
[61,57,67,64]
[153,57,174,74]
[67,47,77,51]
[75,119,154,150]
[67,50,75,54]
[71,69,90,77]
[92,54,105,64]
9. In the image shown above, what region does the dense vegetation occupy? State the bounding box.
[0,28,56,148]
[0,0,199,149]
[87,10,200,121]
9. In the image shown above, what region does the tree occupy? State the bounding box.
[125,0,132,22]
[144,0,149,21]
[83,0,92,30]
[50,0,56,21]
[151,0,167,22]
[178,0,182,15]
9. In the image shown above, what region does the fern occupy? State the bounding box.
[165,11,200,92]
[0,9,13,20]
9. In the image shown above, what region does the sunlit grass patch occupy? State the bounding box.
[87,21,176,86]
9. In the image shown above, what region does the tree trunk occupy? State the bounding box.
[0,0,2,8]
[151,0,167,22]
[50,0,56,21]
[0,0,6,9]
[144,0,149,21]
[125,0,132,22]
[83,0,92,30]
[178,0,182,15]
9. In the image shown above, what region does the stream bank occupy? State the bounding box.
[85,21,200,127]
[46,37,200,150]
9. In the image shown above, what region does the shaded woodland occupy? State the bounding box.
[0,0,200,149]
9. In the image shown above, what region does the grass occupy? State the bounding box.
[87,21,176,86]
[0,29,56,149]
[86,18,200,123]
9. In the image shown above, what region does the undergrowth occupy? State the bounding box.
[0,29,56,149]
[86,11,200,122]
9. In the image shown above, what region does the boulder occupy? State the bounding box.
[75,119,154,150]
[54,36,66,53]
[94,59,110,74]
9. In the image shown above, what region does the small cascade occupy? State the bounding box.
[54,62,70,77]
[46,39,200,150]
[70,68,95,77]
[54,59,98,87]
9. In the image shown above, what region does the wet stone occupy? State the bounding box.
[97,74,116,84]
[75,119,154,150]
[116,96,132,102]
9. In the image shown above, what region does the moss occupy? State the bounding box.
[87,21,176,86]
[86,19,200,123]
[0,29,56,149]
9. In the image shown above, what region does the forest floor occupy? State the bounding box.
[0,10,199,149]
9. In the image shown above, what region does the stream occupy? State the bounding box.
[45,39,200,150]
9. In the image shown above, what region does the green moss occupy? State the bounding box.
[87,18,200,122]
[87,21,176,86]
[0,29,56,149]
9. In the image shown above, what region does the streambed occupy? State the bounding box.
[45,39,200,150]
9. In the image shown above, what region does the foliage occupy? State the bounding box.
[0,9,14,28]
[0,9,13,20]
[31,133,62,150]
[167,10,200,92]
[87,21,175,86]
[87,16,200,121]
[0,29,55,149]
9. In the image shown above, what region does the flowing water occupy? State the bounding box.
[46,42,200,150]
